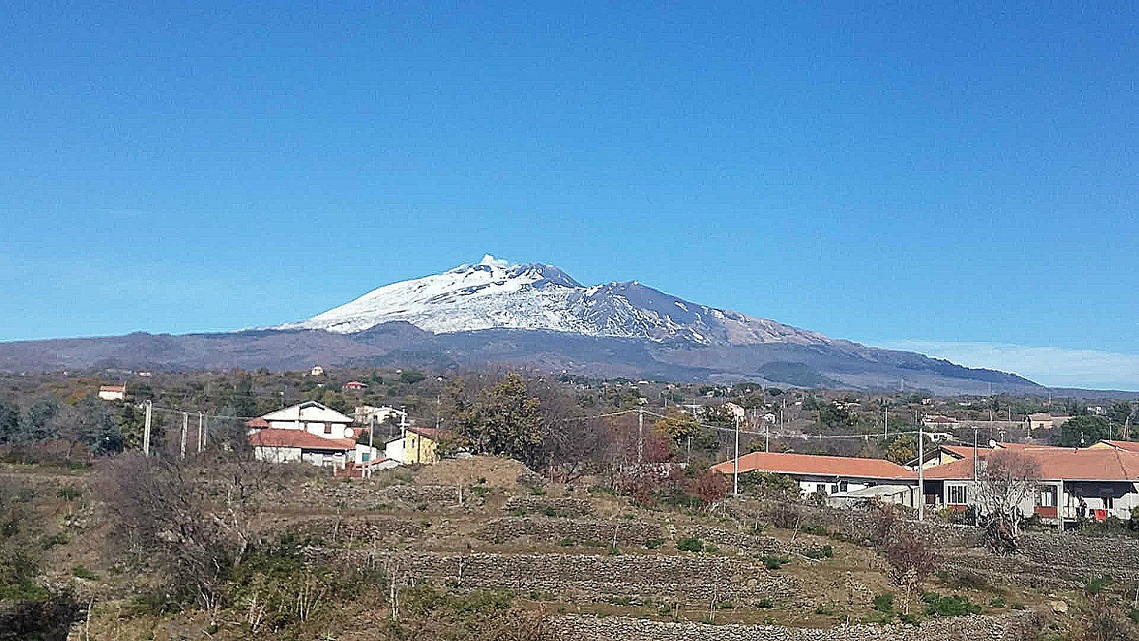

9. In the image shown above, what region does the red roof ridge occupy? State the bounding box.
[249,428,357,451]
[711,451,916,480]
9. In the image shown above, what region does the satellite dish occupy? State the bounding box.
[344,428,354,438]
[988,439,997,448]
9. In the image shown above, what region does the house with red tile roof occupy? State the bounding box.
[249,428,359,467]
[247,401,382,470]
[711,452,918,506]
[922,446,1139,525]
[912,441,1069,470]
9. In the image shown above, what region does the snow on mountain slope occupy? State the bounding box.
[279,255,833,347]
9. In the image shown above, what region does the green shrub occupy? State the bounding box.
[644,538,664,549]
[71,565,98,581]
[676,537,705,552]
[757,598,774,609]
[39,532,69,550]
[1130,607,1139,624]
[923,592,981,617]
[542,507,558,517]
[815,604,835,615]
[762,556,789,570]
[872,593,894,613]
[56,488,82,501]
[1084,576,1112,595]
[804,545,834,559]
[558,537,574,547]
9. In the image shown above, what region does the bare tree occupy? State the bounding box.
[974,450,1041,553]
[882,530,937,613]
[100,452,276,615]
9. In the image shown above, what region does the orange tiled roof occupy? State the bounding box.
[711,452,916,480]
[245,417,271,429]
[248,428,356,451]
[924,447,1139,482]
[938,445,977,459]
[1098,440,1139,453]
[407,426,451,440]
[938,442,1065,460]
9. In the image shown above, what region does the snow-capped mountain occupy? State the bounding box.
[0,255,1046,394]
[280,255,834,347]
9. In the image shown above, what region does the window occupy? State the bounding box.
[839,481,849,492]
[830,484,839,494]
[1038,486,1057,507]
[947,485,969,506]
[1104,495,1114,510]
[323,422,332,434]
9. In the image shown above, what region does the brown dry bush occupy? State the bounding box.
[99,452,278,614]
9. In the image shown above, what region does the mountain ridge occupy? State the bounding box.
[277,255,836,348]
[0,256,1047,394]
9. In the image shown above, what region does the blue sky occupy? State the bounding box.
[2,2,1137,389]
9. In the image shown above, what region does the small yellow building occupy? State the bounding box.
[385,426,451,464]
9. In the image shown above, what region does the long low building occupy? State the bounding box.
[922,445,1139,525]
[711,451,918,505]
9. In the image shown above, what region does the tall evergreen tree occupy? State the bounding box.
[19,397,60,442]
[76,397,124,455]
[0,398,18,444]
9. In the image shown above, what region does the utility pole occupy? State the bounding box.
[367,414,376,478]
[765,418,770,453]
[917,411,925,522]
[197,412,204,453]
[883,402,889,439]
[733,415,740,496]
[973,426,979,527]
[180,412,188,460]
[143,400,152,456]
[637,408,644,464]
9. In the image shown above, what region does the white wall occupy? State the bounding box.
[268,420,354,440]
[385,438,406,464]
[795,478,872,496]
[254,445,302,464]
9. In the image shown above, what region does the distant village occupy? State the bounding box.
[75,362,1139,531]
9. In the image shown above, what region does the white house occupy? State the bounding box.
[98,384,126,401]
[259,401,356,439]
[354,405,405,426]
[249,428,357,468]
[248,401,383,469]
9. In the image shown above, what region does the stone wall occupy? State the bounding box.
[1019,530,1139,579]
[503,496,594,518]
[260,482,478,511]
[475,516,663,546]
[328,551,801,605]
[266,515,427,544]
[685,526,818,557]
[541,610,1043,641]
